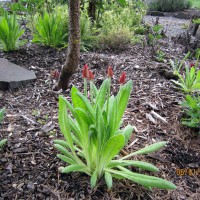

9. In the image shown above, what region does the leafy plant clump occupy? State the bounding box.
[0,108,7,148]
[54,65,176,190]
[147,0,190,12]
[181,95,200,130]
[0,12,25,51]
[171,61,200,93]
[32,9,68,48]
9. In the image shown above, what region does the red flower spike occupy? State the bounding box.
[82,64,89,78]
[51,70,60,78]
[107,66,113,78]
[119,72,126,84]
[190,62,195,68]
[88,70,94,80]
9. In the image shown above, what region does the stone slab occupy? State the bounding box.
[0,58,36,90]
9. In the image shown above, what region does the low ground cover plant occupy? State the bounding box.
[0,12,25,51]
[180,95,200,130]
[171,62,200,93]
[0,108,7,148]
[54,65,176,190]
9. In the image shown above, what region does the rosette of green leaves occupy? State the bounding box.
[0,108,7,148]
[171,65,200,93]
[54,79,176,190]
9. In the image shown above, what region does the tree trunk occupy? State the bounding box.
[88,0,96,22]
[56,0,80,90]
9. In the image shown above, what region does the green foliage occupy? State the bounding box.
[80,11,97,51]
[32,9,68,48]
[0,12,25,51]
[155,50,165,62]
[147,0,190,12]
[96,3,146,49]
[97,26,133,49]
[189,0,200,9]
[0,108,7,149]
[171,65,200,93]
[54,73,176,190]
[180,95,200,130]
[170,52,190,75]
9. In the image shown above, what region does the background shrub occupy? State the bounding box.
[0,12,25,51]
[96,3,146,49]
[147,0,190,12]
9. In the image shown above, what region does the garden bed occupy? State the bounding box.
[0,18,200,200]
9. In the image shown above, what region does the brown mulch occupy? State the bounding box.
[0,30,200,199]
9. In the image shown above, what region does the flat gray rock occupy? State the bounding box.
[0,58,36,90]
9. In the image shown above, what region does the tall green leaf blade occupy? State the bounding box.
[62,164,88,174]
[116,80,133,124]
[120,141,166,160]
[101,134,125,166]
[95,79,109,109]
[105,171,113,189]
[108,160,159,172]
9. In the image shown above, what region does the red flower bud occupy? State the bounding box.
[88,70,94,80]
[107,66,113,78]
[190,62,195,68]
[51,70,60,78]
[82,64,89,78]
[119,72,126,84]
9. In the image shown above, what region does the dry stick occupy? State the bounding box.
[150,110,167,124]
[41,184,61,200]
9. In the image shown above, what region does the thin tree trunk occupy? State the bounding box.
[88,0,96,22]
[55,0,80,90]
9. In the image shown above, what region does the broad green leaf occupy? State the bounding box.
[58,96,75,153]
[105,171,113,189]
[91,170,98,188]
[62,164,88,174]
[0,139,7,148]
[71,86,86,110]
[95,79,109,109]
[57,154,76,165]
[116,80,133,124]
[76,92,95,120]
[101,134,125,166]
[108,168,176,189]
[0,107,6,122]
[192,83,200,90]
[122,125,133,144]
[108,160,159,172]
[120,141,166,160]
[54,144,76,162]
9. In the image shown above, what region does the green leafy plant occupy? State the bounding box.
[170,52,190,75]
[80,11,97,51]
[0,108,7,148]
[54,65,176,190]
[180,95,200,130]
[32,10,68,48]
[148,0,190,12]
[147,24,164,55]
[171,62,200,93]
[0,12,25,51]
[155,50,165,62]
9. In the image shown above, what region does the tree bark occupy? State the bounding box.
[55,0,80,90]
[88,0,96,22]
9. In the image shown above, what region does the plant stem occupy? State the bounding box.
[106,78,111,113]
[84,78,87,97]
[90,81,94,105]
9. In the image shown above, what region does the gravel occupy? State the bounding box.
[144,15,190,38]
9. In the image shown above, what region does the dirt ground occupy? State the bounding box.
[0,15,200,200]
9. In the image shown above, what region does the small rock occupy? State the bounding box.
[27,182,35,191]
